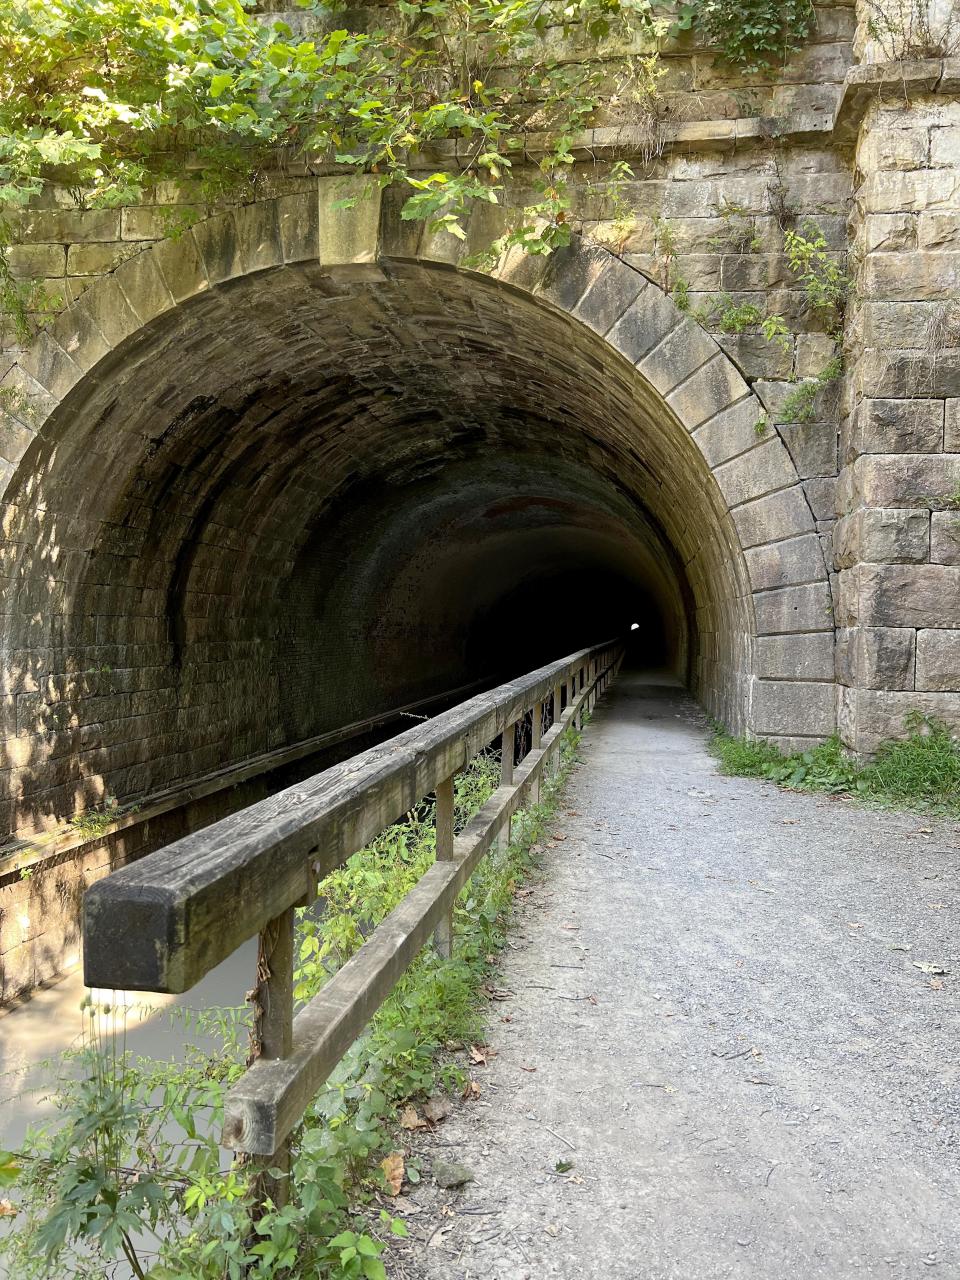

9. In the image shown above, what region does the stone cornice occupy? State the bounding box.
[833,58,960,143]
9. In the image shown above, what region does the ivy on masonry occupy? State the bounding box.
[0,0,672,337]
[0,0,828,341]
[674,0,816,75]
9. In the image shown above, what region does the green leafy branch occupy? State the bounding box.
[673,0,816,75]
[0,0,669,338]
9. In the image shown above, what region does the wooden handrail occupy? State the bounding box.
[0,671,494,884]
[82,639,625,1164]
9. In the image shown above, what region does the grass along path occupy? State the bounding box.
[711,714,960,816]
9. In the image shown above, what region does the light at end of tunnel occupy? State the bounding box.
[630,622,640,631]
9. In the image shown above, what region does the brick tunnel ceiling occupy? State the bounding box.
[13,258,750,791]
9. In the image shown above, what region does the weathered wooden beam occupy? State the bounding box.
[3,674,493,884]
[248,906,295,1207]
[83,643,616,994]
[222,715,568,1156]
[256,909,295,1062]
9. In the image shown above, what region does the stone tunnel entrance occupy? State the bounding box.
[0,206,836,842]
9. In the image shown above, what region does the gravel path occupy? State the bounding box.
[393,672,960,1280]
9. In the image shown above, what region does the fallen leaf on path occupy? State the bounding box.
[545,1223,560,1237]
[423,1096,453,1124]
[566,810,581,816]
[381,1152,404,1196]
[462,1079,482,1100]
[399,1106,425,1131]
[929,978,945,991]
[519,1064,537,1073]
[551,833,567,841]
[0,1200,15,1218]
[846,922,863,929]
[561,921,580,931]
[913,962,950,975]
[470,1043,495,1065]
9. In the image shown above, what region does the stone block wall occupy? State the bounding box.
[839,58,960,751]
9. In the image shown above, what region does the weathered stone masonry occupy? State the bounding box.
[838,56,960,751]
[1,0,959,997]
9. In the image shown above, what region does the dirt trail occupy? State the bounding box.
[394,673,960,1280]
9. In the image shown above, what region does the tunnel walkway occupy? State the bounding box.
[398,672,960,1279]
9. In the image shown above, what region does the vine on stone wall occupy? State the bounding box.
[674,0,816,74]
[863,0,960,59]
[0,0,671,339]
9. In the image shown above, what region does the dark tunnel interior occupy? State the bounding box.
[0,256,750,832]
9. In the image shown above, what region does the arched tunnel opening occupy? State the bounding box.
[0,253,753,837]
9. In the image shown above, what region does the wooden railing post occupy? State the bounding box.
[499,721,514,848]
[531,699,543,804]
[249,906,295,1206]
[551,682,562,777]
[433,773,456,958]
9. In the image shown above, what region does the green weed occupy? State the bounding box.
[0,728,584,1279]
[783,221,847,331]
[777,352,842,425]
[712,714,960,814]
[69,800,122,839]
[672,276,691,312]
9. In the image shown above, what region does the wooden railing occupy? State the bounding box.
[82,640,624,1176]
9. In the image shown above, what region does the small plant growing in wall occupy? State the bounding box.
[69,798,135,840]
[778,352,843,424]
[717,298,764,333]
[652,215,679,292]
[588,159,641,255]
[770,220,848,424]
[672,276,691,312]
[709,201,763,254]
[673,0,816,74]
[864,0,960,59]
[783,221,847,335]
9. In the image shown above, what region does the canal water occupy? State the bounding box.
[0,939,256,1152]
